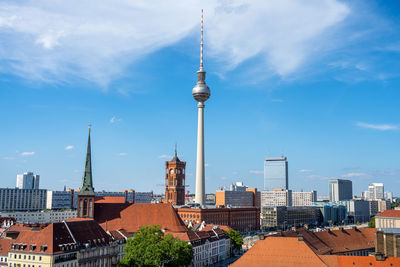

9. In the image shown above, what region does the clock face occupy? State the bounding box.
[170,169,174,174]
[177,169,181,174]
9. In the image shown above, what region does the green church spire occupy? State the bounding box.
[79,126,95,196]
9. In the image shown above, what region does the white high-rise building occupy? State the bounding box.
[16,172,40,189]
[367,183,384,200]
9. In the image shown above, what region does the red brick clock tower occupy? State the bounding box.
[165,147,186,205]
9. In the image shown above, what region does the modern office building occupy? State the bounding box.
[0,210,77,223]
[367,183,384,200]
[328,179,353,202]
[292,191,317,206]
[216,190,254,207]
[16,172,40,189]
[260,206,320,230]
[0,188,46,211]
[264,157,288,191]
[260,189,292,207]
[313,201,347,225]
[369,199,391,216]
[346,199,370,223]
[46,190,73,209]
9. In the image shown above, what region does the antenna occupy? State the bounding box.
[200,9,204,70]
[175,143,177,158]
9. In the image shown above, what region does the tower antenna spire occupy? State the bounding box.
[200,9,204,70]
[175,143,177,158]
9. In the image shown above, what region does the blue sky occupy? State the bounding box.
[0,0,400,196]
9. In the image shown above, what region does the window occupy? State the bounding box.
[39,256,41,261]
[33,256,35,260]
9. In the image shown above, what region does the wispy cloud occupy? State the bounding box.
[341,172,369,178]
[0,0,350,86]
[21,152,35,156]
[356,122,399,131]
[298,169,313,173]
[110,116,122,124]
[2,156,15,160]
[158,155,171,159]
[118,153,128,156]
[249,170,263,175]
[65,145,74,150]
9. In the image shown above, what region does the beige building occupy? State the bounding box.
[292,191,317,206]
[260,189,292,207]
[376,210,400,233]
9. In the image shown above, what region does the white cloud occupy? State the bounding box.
[158,154,171,159]
[0,0,350,86]
[118,153,128,156]
[356,122,399,131]
[21,152,35,156]
[110,116,122,124]
[205,163,210,167]
[298,169,313,173]
[341,172,368,178]
[2,156,15,160]
[65,145,74,150]
[249,170,263,175]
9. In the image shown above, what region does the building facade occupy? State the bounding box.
[16,172,40,190]
[165,150,186,205]
[261,206,320,230]
[367,183,384,200]
[346,199,370,223]
[376,210,400,233]
[0,210,77,224]
[260,189,292,207]
[46,190,73,209]
[292,191,317,206]
[177,207,260,232]
[313,202,347,225]
[0,189,47,211]
[329,179,353,202]
[264,157,288,191]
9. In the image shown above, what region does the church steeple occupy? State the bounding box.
[79,126,94,196]
[77,125,95,219]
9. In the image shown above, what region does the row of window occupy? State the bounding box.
[9,254,42,261]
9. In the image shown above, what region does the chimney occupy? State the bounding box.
[298,234,304,241]
[259,234,265,240]
[375,252,386,261]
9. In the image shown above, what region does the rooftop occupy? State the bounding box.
[376,210,400,218]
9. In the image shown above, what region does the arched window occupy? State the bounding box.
[83,199,88,216]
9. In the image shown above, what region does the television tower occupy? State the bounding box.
[193,9,210,206]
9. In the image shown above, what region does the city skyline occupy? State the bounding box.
[1,1,400,196]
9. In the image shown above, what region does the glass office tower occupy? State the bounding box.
[264,157,288,191]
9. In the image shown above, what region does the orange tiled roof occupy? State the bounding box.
[376,210,400,218]
[95,196,127,203]
[0,238,11,256]
[199,224,233,232]
[9,220,110,255]
[230,237,330,267]
[337,255,400,266]
[314,228,376,254]
[95,202,188,234]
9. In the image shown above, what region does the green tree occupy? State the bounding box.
[368,217,375,228]
[120,225,193,267]
[226,229,243,255]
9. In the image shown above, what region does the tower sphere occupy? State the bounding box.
[192,70,210,102]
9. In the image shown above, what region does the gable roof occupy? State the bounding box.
[95,202,188,234]
[337,255,400,266]
[0,238,11,256]
[95,196,127,204]
[276,227,375,254]
[376,210,400,218]
[9,220,110,255]
[230,237,330,267]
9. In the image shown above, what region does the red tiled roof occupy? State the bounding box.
[337,255,400,266]
[200,224,233,232]
[276,227,375,255]
[376,210,400,218]
[230,237,330,267]
[0,238,11,256]
[9,220,110,255]
[95,196,127,204]
[314,228,376,254]
[95,203,188,234]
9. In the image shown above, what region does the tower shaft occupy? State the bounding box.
[195,102,205,205]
